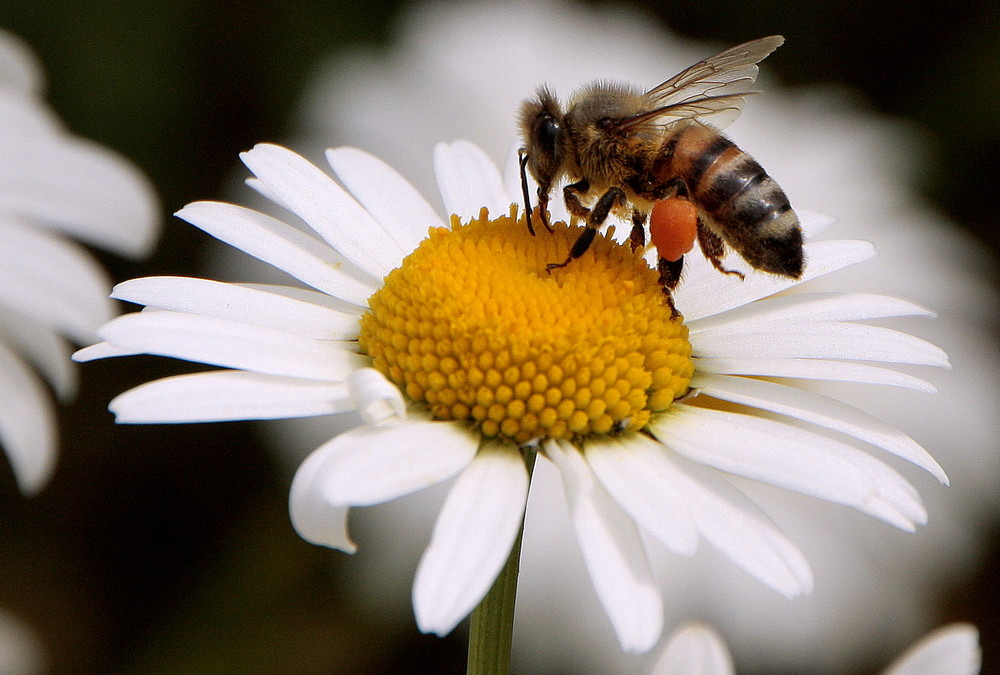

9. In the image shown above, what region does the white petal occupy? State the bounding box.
[501,143,527,211]
[413,443,528,636]
[433,140,511,220]
[693,357,937,392]
[585,435,699,555]
[112,277,359,339]
[0,135,158,257]
[687,292,934,334]
[0,216,115,342]
[655,452,813,596]
[692,321,949,367]
[545,439,663,653]
[0,30,43,94]
[797,210,837,237]
[72,341,139,362]
[316,419,478,506]
[109,370,353,423]
[347,368,406,424]
[240,283,363,316]
[240,143,404,279]
[676,239,876,321]
[0,342,56,494]
[175,201,377,307]
[96,311,365,381]
[1,310,77,399]
[325,146,442,255]
[651,405,927,529]
[289,442,356,552]
[690,373,947,483]
[0,89,58,143]
[883,623,981,675]
[649,622,735,675]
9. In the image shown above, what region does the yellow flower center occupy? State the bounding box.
[358,207,693,445]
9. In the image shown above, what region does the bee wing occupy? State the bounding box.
[639,35,784,131]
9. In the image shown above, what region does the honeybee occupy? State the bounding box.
[518,35,803,310]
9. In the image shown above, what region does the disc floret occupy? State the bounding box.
[359,207,693,445]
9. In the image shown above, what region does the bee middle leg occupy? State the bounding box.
[629,210,647,252]
[547,186,625,271]
[697,218,745,280]
[562,179,593,222]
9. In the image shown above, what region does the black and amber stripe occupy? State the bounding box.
[645,124,803,278]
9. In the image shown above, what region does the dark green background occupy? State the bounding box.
[0,1,997,672]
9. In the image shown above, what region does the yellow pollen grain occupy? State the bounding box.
[358,206,693,445]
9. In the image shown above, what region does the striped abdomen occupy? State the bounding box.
[645,123,803,278]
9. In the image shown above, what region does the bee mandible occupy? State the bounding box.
[518,36,804,310]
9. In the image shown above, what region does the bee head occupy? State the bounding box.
[519,86,564,195]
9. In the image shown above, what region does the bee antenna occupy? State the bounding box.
[518,149,535,235]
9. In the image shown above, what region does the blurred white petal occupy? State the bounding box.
[649,622,734,675]
[0,29,43,94]
[0,342,56,495]
[883,623,981,675]
[1,310,77,399]
[0,29,158,493]
[0,216,115,342]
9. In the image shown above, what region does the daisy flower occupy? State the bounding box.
[77,138,947,653]
[281,1,999,669]
[649,621,981,675]
[0,29,158,493]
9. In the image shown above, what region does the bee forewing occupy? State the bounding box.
[642,35,784,131]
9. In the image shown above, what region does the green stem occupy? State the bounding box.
[466,447,537,675]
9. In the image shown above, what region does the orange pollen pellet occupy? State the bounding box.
[650,197,699,262]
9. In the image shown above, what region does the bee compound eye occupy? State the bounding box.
[534,114,560,153]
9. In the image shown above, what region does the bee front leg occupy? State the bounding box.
[547,186,625,272]
[696,218,745,279]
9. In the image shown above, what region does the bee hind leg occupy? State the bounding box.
[657,256,683,318]
[547,186,625,271]
[697,218,745,280]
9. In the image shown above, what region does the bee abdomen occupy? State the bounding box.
[695,154,804,278]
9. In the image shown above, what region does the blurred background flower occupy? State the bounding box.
[0,28,157,494]
[0,27,156,672]
[0,0,997,672]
